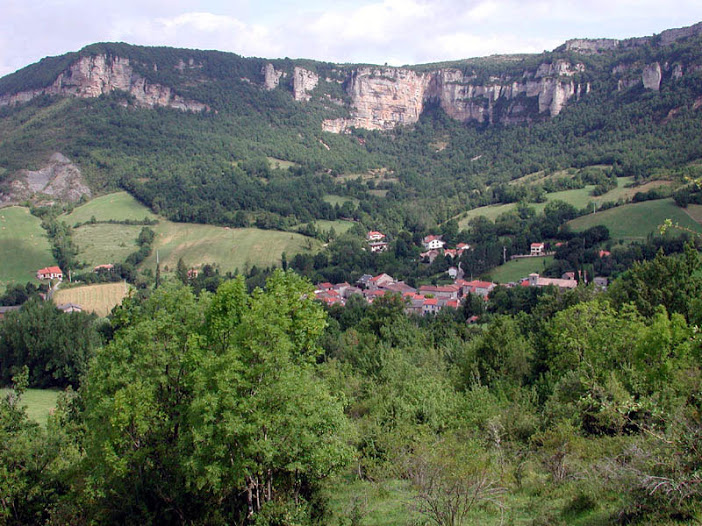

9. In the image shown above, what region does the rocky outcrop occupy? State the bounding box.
[0,55,208,111]
[293,67,319,101]
[323,60,589,132]
[262,63,284,90]
[0,153,91,204]
[564,38,620,54]
[642,62,662,90]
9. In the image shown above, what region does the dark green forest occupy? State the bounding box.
[1,249,701,524]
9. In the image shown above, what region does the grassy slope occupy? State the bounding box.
[53,282,129,317]
[567,198,702,241]
[323,194,360,207]
[0,388,59,427]
[61,191,157,224]
[313,219,356,234]
[458,178,669,230]
[65,192,321,273]
[0,206,55,290]
[484,256,554,284]
[144,223,321,274]
[73,223,142,267]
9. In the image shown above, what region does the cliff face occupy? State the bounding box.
[322,59,589,132]
[0,55,208,111]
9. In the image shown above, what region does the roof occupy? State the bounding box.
[598,250,611,257]
[423,298,438,306]
[531,242,545,248]
[419,284,460,293]
[423,234,443,243]
[367,230,385,237]
[38,266,62,274]
[369,273,392,283]
[463,280,495,289]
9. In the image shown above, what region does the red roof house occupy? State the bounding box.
[37,266,63,280]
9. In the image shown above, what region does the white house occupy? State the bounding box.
[36,266,63,280]
[530,243,545,256]
[422,235,445,250]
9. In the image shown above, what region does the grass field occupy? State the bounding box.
[0,206,56,291]
[142,222,321,275]
[73,223,143,267]
[484,256,554,283]
[458,178,671,230]
[266,157,299,170]
[313,219,356,235]
[682,204,702,223]
[323,194,360,207]
[567,198,702,241]
[53,282,130,317]
[0,388,59,427]
[62,191,156,224]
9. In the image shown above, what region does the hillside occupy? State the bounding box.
[0,24,702,231]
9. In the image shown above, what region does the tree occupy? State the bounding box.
[80,272,352,524]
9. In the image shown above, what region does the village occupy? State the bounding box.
[314,230,607,316]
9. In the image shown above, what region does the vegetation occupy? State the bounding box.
[0,207,55,291]
[485,255,554,283]
[53,282,130,317]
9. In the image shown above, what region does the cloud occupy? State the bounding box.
[2,0,702,77]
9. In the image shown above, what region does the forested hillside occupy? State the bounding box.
[1,27,702,230]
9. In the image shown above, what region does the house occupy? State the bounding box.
[363,289,387,303]
[369,241,388,253]
[530,243,545,256]
[37,266,63,280]
[57,303,82,313]
[356,274,374,289]
[420,249,440,263]
[187,268,199,280]
[561,272,576,281]
[444,249,458,259]
[422,235,445,251]
[342,286,363,299]
[598,250,611,258]
[0,305,21,321]
[380,281,417,295]
[526,273,578,290]
[367,231,386,241]
[456,243,471,251]
[447,267,458,279]
[459,280,496,298]
[93,264,114,273]
[367,273,394,290]
[418,284,460,300]
[422,298,440,316]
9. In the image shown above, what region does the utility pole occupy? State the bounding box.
[503,246,507,264]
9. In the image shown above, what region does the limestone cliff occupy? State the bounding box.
[293,67,319,101]
[262,63,285,90]
[0,153,91,205]
[0,55,208,111]
[323,59,589,132]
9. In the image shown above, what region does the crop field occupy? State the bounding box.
[0,388,59,427]
[485,256,554,284]
[53,282,130,317]
[0,206,56,290]
[73,223,143,267]
[62,191,156,224]
[567,198,702,241]
[142,222,321,275]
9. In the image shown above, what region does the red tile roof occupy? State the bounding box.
[38,266,62,274]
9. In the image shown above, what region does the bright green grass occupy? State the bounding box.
[73,223,143,267]
[568,198,702,241]
[142,222,321,274]
[61,191,156,224]
[485,256,554,284]
[323,194,360,207]
[458,178,666,230]
[314,219,356,234]
[0,388,59,427]
[0,206,56,291]
[266,157,299,170]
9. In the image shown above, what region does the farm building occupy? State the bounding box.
[37,266,63,280]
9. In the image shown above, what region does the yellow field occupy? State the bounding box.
[53,282,130,317]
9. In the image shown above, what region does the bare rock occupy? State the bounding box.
[293,67,319,101]
[262,63,284,90]
[642,62,662,90]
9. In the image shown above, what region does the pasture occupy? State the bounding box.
[323,194,360,207]
[0,206,55,291]
[143,223,321,275]
[72,223,143,267]
[313,219,356,235]
[484,256,554,284]
[62,191,156,224]
[0,388,59,427]
[53,282,130,317]
[567,198,702,241]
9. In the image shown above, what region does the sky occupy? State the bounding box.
[2,0,702,77]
